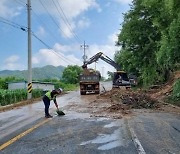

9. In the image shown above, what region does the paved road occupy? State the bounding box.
[0,82,180,154]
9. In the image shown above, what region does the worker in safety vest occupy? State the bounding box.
[42,88,62,118]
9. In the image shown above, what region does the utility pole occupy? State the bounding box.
[80,41,88,64]
[27,0,32,99]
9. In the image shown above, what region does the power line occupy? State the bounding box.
[0,16,79,66]
[0,18,27,31]
[31,9,80,65]
[0,16,27,29]
[31,9,61,43]
[38,0,76,43]
[14,0,26,6]
[17,0,26,4]
[31,32,79,66]
[56,0,82,42]
[52,0,82,43]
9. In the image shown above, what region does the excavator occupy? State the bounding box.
[79,52,131,95]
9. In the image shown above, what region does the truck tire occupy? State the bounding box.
[80,91,86,95]
[95,90,100,94]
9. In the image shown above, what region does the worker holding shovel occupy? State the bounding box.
[42,88,63,118]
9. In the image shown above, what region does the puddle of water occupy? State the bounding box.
[104,120,123,128]
[80,128,124,150]
[98,140,121,150]
[96,118,109,122]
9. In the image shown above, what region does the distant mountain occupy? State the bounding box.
[0,65,65,80]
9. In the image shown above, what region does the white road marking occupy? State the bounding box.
[126,119,146,154]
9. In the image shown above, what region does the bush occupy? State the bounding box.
[32,89,43,98]
[166,79,180,106]
[172,79,180,99]
[54,81,78,91]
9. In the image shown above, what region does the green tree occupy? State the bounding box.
[107,71,113,80]
[116,0,161,86]
[115,0,180,86]
[62,65,83,84]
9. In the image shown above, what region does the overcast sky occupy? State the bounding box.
[0,0,132,78]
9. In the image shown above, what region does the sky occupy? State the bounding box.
[0,0,132,78]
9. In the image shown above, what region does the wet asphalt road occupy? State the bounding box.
[0,82,180,154]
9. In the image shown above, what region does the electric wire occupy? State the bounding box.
[14,0,83,49]
[52,0,82,43]
[16,0,26,4]
[0,17,79,66]
[31,32,79,65]
[38,0,76,43]
[0,16,27,29]
[14,0,83,45]
[31,9,61,43]
[14,0,26,6]
[31,9,80,65]
[0,20,24,30]
[56,0,82,42]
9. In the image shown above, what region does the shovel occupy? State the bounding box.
[56,107,65,116]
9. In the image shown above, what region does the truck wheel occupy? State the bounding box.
[80,91,86,95]
[95,91,100,94]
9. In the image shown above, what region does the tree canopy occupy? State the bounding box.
[62,65,83,84]
[115,0,180,86]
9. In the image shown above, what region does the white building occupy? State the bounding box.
[8,81,55,91]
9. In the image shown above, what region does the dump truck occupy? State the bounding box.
[82,52,131,89]
[79,68,101,95]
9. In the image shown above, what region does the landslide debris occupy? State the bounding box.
[89,89,161,118]
[100,89,160,109]
[148,71,180,104]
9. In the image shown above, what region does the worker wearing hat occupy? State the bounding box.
[42,88,62,118]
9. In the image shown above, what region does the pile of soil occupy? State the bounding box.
[99,89,160,112]
[86,89,162,119]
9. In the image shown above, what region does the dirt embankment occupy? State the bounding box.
[148,71,180,101]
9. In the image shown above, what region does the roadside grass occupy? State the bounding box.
[165,96,180,107]
[58,83,79,91]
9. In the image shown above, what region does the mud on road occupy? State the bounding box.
[63,89,180,119]
[1,88,179,120]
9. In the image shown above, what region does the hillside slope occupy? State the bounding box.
[0,65,65,80]
[149,71,180,101]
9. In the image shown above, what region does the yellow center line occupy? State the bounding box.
[0,118,50,151]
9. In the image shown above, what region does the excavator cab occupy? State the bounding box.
[113,71,131,88]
